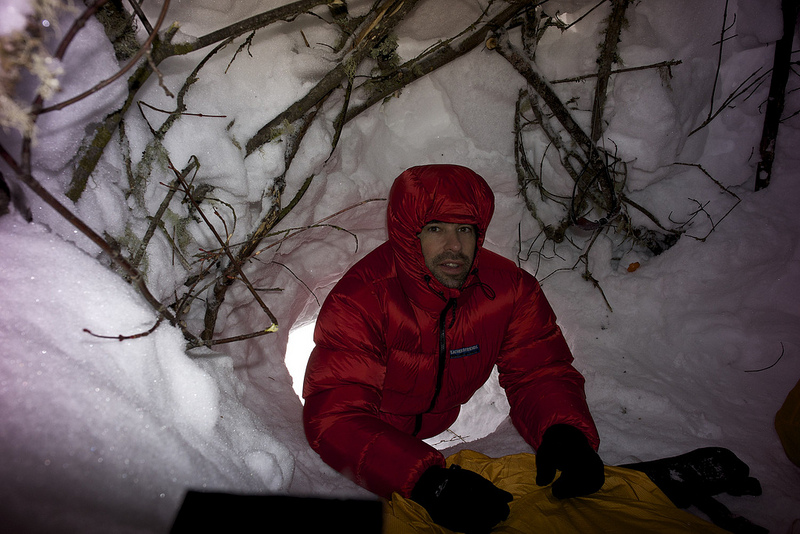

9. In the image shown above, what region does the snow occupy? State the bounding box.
[0,3,29,35]
[1,0,799,532]
[0,218,294,533]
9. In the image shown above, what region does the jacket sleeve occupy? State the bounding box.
[302,278,445,499]
[496,270,600,451]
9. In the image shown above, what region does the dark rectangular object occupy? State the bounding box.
[170,491,384,533]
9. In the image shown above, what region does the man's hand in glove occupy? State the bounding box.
[535,424,605,499]
[411,464,513,534]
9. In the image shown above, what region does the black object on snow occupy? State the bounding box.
[170,491,383,534]
[622,447,767,534]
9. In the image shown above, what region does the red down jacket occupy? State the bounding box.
[303,164,599,499]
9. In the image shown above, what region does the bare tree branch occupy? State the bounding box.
[36,0,171,114]
[344,0,534,123]
[589,0,628,143]
[755,0,799,191]
[550,59,682,85]
[69,0,334,203]
[245,0,423,155]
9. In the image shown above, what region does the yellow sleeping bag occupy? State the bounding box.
[776,378,800,467]
[383,450,728,534]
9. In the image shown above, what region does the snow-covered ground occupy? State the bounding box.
[1,1,798,532]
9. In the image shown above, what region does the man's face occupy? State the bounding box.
[418,221,477,289]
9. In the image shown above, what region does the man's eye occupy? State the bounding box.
[458,226,473,233]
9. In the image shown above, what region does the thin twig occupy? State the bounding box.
[273,261,320,306]
[708,0,732,122]
[145,50,174,98]
[186,0,332,53]
[689,67,771,137]
[672,162,741,241]
[745,342,785,373]
[560,0,608,31]
[53,0,111,60]
[83,316,164,341]
[126,0,153,35]
[328,74,354,159]
[138,100,227,118]
[224,31,256,74]
[253,198,384,257]
[573,229,613,311]
[550,60,682,84]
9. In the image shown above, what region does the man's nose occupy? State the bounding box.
[443,229,462,251]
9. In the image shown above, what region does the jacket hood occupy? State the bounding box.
[387,164,495,304]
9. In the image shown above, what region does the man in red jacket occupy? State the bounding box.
[303,164,604,533]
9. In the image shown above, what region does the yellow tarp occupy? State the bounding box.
[776,378,800,467]
[384,450,728,534]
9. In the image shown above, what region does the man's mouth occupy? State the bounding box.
[435,254,469,273]
[440,261,463,270]
[426,252,473,288]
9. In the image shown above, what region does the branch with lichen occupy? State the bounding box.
[67,0,334,203]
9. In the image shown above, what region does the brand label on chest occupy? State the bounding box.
[449,344,480,359]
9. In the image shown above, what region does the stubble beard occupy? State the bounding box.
[427,252,473,289]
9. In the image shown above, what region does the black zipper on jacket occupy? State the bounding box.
[413,297,457,436]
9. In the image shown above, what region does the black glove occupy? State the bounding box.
[411,464,513,534]
[535,424,605,499]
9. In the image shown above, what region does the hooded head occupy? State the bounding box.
[387,165,495,301]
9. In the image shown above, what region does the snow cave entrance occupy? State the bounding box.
[286,321,316,404]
